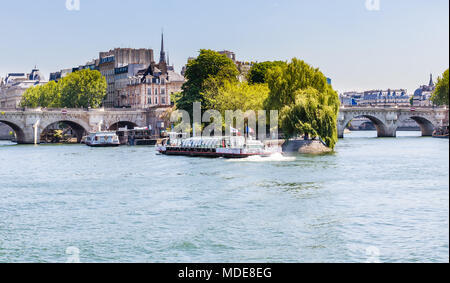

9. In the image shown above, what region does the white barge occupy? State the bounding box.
[157,133,273,158]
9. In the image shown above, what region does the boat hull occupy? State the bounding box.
[432,135,449,139]
[158,148,270,159]
[86,143,120,147]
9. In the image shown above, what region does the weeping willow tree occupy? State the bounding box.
[280,88,339,149]
[265,58,340,149]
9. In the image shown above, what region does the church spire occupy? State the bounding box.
[159,31,166,64]
[429,73,434,87]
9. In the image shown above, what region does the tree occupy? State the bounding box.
[247,61,286,84]
[431,69,449,106]
[204,81,269,115]
[21,69,106,109]
[59,69,107,108]
[20,86,41,108]
[177,49,239,116]
[265,58,340,149]
[280,88,339,149]
[21,81,60,108]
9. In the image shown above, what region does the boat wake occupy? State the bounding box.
[227,153,296,162]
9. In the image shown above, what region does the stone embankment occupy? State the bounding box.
[281,139,332,154]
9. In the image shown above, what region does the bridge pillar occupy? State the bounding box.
[378,126,397,137]
[338,126,345,139]
[17,127,37,144]
[337,113,346,139]
[377,112,398,138]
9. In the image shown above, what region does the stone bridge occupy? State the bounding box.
[1,107,448,144]
[338,107,448,138]
[0,108,170,144]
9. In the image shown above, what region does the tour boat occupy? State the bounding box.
[157,133,273,158]
[432,126,449,139]
[116,127,158,146]
[85,132,120,147]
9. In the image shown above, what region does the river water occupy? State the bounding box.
[0,131,448,263]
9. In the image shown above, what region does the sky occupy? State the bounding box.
[0,0,448,94]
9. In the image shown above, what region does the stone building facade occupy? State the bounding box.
[340,89,411,107]
[99,48,154,108]
[0,68,47,109]
[118,69,184,108]
[116,34,185,109]
[412,74,436,107]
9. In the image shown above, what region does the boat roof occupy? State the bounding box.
[89,132,118,135]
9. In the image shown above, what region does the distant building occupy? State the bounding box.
[218,51,255,82]
[181,57,196,77]
[218,50,236,62]
[412,74,435,107]
[49,59,99,82]
[99,48,154,108]
[115,33,185,109]
[48,39,171,108]
[236,61,253,82]
[118,68,184,108]
[340,89,411,107]
[0,68,47,108]
[49,68,74,82]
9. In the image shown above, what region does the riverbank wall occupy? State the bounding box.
[281,139,333,154]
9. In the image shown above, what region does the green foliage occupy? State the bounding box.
[265,58,340,149]
[21,81,61,108]
[59,69,107,108]
[170,92,182,105]
[409,96,414,106]
[20,69,106,109]
[204,81,269,115]
[177,49,239,116]
[247,61,286,84]
[280,88,339,149]
[431,69,449,106]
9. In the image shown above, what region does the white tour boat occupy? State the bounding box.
[157,133,275,158]
[85,132,120,147]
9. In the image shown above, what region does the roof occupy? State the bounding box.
[167,71,185,82]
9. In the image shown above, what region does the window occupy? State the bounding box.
[161,97,166,105]
[155,89,158,95]
[148,97,152,104]
[161,88,165,95]
[148,88,152,95]
[155,96,158,105]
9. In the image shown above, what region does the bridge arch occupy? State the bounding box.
[108,121,138,131]
[0,120,25,143]
[403,116,435,137]
[341,114,391,138]
[39,119,90,143]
